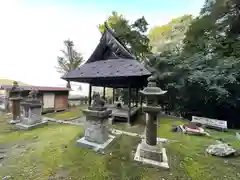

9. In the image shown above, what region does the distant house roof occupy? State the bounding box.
[62,24,151,88]
[0,85,69,92]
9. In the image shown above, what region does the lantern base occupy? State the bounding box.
[77,135,115,152]
[9,119,21,124]
[15,120,48,130]
[134,141,169,169]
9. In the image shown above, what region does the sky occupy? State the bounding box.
[0,0,205,95]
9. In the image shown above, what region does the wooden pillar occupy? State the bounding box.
[112,88,115,104]
[140,86,143,106]
[136,88,139,107]
[140,86,143,112]
[88,84,92,106]
[128,85,132,125]
[103,87,106,99]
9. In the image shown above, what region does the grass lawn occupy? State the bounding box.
[0,113,240,180]
[43,105,87,120]
[158,119,240,180]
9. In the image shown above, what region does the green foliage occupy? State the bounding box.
[148,0,240,128]
[148,15,193,53]
[99,11,152,61]
[184,0,240,56]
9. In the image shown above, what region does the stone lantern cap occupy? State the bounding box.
[140,75,167,96]
[9,81,23,100]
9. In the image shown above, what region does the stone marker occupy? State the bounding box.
[77,92,115,151]
[134,75,169,169]
[8,81,23,124]
[15,90,47,129]
[206,142,236,157]
[236,132,240,141]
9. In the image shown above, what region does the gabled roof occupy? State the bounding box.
[62,24,151,88]
[86,23,135,63]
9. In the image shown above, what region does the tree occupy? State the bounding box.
[184,0,240,57]
[56,39,84,88]
[148,15,193,53]
[99,11,152,61]
[148,0,240,128]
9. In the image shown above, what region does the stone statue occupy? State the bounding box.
[92,92,105,108]
[28,90,38,100]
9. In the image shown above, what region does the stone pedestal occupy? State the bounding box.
[83,109,110,144]
[134,75,169,169]
[139,141,163,162]
[77,93,115,152]
[16,91,47,130]
[134,142,169,168]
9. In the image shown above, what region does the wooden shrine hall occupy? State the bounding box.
[62,24,151,124]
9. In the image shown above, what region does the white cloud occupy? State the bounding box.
[0,0,202,95]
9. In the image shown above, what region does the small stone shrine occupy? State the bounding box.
[77,92,115,151]
[15,90,48,130]
[9,81,23,124]
[134,75,169,168]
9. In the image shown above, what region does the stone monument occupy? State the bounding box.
[77,92,115,151]
[9,81,23,124]
[134,75,169,168]
[15,90,48,129]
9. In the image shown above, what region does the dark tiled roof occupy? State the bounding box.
[0,85,69,91]
[62,59,151,79]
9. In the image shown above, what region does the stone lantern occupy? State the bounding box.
[134,75,169,168]
[16,90,48,129]
[9,81,23,124]
[77,92,115,152]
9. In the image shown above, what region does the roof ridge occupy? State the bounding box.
[85,23,136,64]
[104,23,135,59]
